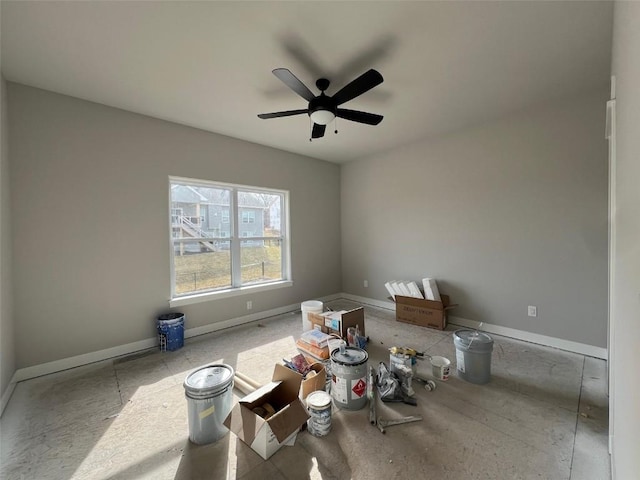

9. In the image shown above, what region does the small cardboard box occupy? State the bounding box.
[300,363,326,399]
[223,364,310,460]
[394,294,456,330]
[307,307,366,338]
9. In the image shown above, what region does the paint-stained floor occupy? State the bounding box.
[0,300,610,479]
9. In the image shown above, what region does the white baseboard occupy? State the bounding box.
[8,293,341,386]
[0,372,17,417]
[3,290,605,412]
[340,293,607,359]
[448,315,607,359]
[13,337,159,382]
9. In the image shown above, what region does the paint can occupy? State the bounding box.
[183,364,234,445]
[306,390,332,436]
[453,329,494,384]
[330,346,368,410]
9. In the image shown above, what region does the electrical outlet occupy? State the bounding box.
[247,301,252,310]
[528,305,537,317]
[363,280,368,288]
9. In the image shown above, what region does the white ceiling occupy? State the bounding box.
[1,1,613,163]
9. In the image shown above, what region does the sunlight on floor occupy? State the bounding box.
[236,336,298,383]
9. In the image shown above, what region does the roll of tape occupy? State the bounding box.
[262,403,276,419]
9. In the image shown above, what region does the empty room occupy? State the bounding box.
[0,2,638,479]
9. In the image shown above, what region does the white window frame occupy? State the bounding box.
[169,176,292,307]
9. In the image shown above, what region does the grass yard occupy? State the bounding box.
[174,243,282,294]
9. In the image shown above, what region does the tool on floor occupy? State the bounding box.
[377,362,418,405]
[376,415,423,434]
[368,365,377,425]
[414,376,437,391]
[388,346,426,358]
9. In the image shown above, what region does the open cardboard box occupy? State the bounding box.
[307,307,365,338]
[223,364,310,460]
[299,362,326,399]
[394,294,457,330]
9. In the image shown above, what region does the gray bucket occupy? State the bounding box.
[453,330,494,384]
[330,346,368,410]
[184,364,234,445]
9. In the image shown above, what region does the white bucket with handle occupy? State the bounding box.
[301,300,323,332]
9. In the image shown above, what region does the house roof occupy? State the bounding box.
[172,184,268,208]
[0,1,613,163]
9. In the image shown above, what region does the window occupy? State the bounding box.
[241,210,256,224]
[169,177,290,303]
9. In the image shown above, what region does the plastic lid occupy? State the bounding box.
[331,346,368,366]
[184,364,234,395]
[454,330,493,347]
[306,391,332,409]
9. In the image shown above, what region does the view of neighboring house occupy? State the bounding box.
[171,184,269,252]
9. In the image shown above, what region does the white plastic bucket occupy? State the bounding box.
[301,300,323,332]
[430,356,451,381]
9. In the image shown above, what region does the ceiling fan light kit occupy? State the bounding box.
[258,68,384,140]
[309,109,335,126]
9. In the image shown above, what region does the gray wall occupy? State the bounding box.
[342,89,608,348]
[611,1,640,476]
[1,73,15,398]
[8,84,341,369]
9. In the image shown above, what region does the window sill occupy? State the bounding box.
[169,280,293,308]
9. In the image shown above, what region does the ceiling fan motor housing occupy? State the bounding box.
[308,94,337,120]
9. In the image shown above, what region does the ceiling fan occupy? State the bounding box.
[258,68,384,140]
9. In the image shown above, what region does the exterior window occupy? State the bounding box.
[170,177,290,300]
[242,210,255,224]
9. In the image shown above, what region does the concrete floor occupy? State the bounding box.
[0,300,610,479]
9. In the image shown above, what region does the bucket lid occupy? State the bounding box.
[454,330,493,348]
[331,346,368,366]
[306,391,331,409]
[184,364,234,396]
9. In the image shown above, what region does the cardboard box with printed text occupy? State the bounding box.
[307,307,366,338]
[394,294,456,330]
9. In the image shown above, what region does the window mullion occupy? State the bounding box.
[230,188,241,287]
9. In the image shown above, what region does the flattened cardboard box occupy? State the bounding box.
[395,294,456,330]
[223,364,310,460]
[307,307,366,338]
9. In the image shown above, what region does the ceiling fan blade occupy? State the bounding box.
[332,69,384,106]
[258,109,308,119]
[272,68,315,102]
[311,123,326,139]
[336,108,383,125]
